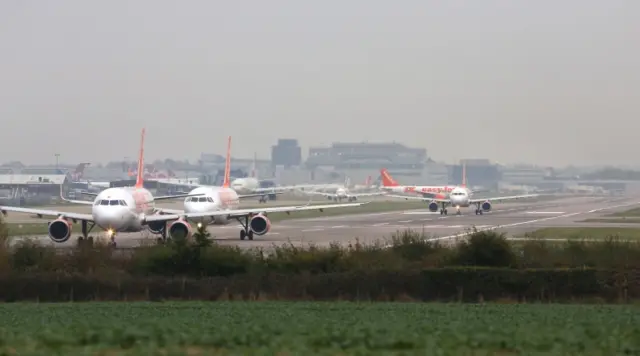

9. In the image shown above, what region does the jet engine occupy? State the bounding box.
[428,202,439,212]
[168,219,193,239]
[48,218,72,243]
[249,214,271,236]
[481,201,492,212]
[147,221,166,234]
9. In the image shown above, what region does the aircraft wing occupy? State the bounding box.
[237,192,285,199]
[154,193,205,201]
[0,206,94,222]
[386,194,450,203]
[81,191,99,197]
[468,194,539,204]
[347,192,387,198]
[143,201,367,222]
[297,190,336,198]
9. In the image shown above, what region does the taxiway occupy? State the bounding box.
[8,195,640,249]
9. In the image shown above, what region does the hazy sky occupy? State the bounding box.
[1,1,638,167]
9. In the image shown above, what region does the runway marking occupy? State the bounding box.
[373,222,389,226]
[397,220,412,223]
[526,211,565,214]
[420,218,432,221]
[383,200,640,247]
[331,225,346,229]
[403,211,439,215]
[302,229,325,232]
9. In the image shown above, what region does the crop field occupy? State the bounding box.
[1,302,639,355]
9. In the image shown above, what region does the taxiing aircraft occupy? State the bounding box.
[380,168,455,197]
[153,136,368,241]
[0,129,204,247]
[386,165,538,215]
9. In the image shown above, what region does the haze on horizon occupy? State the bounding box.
[0,1,638,167]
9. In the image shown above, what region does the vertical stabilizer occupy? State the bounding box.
[222,136,231,188]
[135,128,146,188]
[380,169,399,187]
[251,152,257,178]
[461,162,467,188]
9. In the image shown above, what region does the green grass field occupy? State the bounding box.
[0,302,638,355]
[2,201,428,237]
[580,218,640,224]
[607,207,640,217]
[525,227,640,240]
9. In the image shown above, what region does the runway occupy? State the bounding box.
[9,195,640,249]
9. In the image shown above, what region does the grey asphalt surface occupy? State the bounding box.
[9,195,640,249]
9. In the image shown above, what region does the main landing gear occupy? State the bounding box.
[474,202,484,215]
[76,221,115,247]
[439,202,448,215]
[236,215,254,241]
[155,222,169,245]
[77,220,96,247]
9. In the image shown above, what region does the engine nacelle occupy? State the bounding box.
[147,221,166,234]
[481,201,492,212]
[428,202,439,212]
[168,219,193,239]
[48,218,72,243]
[249,214,271,236]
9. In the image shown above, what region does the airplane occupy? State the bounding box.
[386,164,538,215]
[230,153,336,202]
[0,129,205,247]
[152,136,368,241]
[380,168,456,197]
[297,177,387,202]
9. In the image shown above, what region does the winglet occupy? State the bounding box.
[222,136,231,188]
[135,128,146,189]
[461,162,467,188]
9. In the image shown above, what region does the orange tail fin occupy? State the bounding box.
[461,162,467,188]
[222,136,231,188]
[380,169,399,187]
[135,128,146,188]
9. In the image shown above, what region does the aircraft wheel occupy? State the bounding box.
[108,241,117,248]
[156,237,164,245]
[475,209,479,215]
[240,230,246,240]
[248,231,254,241]
[479,210,483,215]
[444,209,448,215]
[87,236,94,245]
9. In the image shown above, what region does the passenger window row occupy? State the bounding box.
[186,197,214,203]
[94,200,128,206]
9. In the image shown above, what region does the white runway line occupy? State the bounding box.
[302,228,325,232]
[383,201,640,248]
[373,222,389,226]
[526,211,565,214]
[331,225,346,229]
[397,220,413,223]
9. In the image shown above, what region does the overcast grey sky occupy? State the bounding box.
[1,1,638,167]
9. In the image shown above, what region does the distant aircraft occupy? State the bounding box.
[380,168,455,197]
[230,154,333,202]
[386,164,538,215]
[154,137,368,241]
[0,129,203,247]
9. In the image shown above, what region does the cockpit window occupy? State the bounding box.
[119,200,127,206]
[207,197,214,203]
[109,200,119,205]
[197,197,207,202]
[100,200,109,205]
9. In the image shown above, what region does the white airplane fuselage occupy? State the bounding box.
[183,186,240,225]
[230,177,260,194]
[448,187,474,208]
[90,187,156,233]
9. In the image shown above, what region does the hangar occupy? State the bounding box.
[0,174,69,206]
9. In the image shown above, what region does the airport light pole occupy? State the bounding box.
[54,153,60,171]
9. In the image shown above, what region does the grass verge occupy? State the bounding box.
[580,218,640,224]
[524,227,640,240]
[1,302,638,354]
[607,207,640,217]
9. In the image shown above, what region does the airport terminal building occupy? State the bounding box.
[305,142,429,185]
